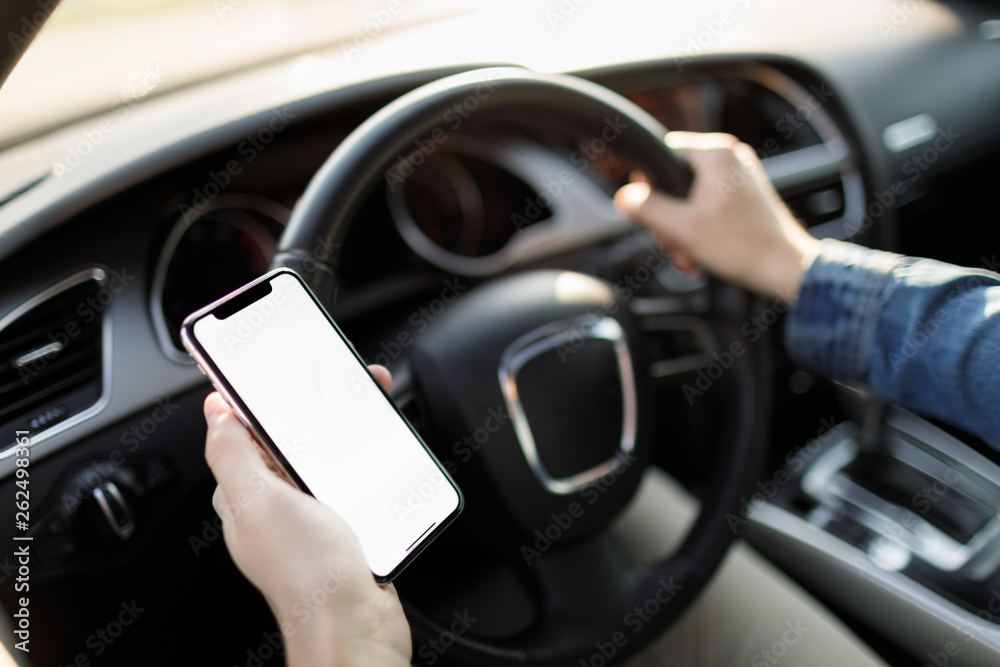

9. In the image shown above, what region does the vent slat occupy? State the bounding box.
[0,346,102,399]
[0,310,91,357]
[2,326,102,371]
[0,366,101,424]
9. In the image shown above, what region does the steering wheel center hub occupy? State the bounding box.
[499,314,638,496]
[410,270,652,543]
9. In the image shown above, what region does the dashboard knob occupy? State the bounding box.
[77,480,136,542]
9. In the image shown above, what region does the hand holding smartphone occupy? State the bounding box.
[181,269,463,582]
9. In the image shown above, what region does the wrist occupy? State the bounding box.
[789,235,821,299]
[277,600,411,667]
[766,229,820,304]
[282,619,408,667]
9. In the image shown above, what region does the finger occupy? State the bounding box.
[615,181,653,214]
[628,170,649,185]
[616,182,688,230]
[203,393,277,500]
[368,364,392,391]
[665,131,739,151]
[615,184,701,271]
[618,183,701,256]
[672,252,698,273]
[646,232,698,275]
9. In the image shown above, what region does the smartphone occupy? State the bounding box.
[180,268,463,582]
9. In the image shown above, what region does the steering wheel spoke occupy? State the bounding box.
[516,531,640,651]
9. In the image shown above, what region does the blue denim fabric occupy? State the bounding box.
[785,239,1000,449]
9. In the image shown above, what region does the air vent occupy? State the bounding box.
[0,269,107,445]
[783,175,847,228]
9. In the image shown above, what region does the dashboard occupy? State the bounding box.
[143,63,862,365]
[0,59,873,396]
[133,62,868,371]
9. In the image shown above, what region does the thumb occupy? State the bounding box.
[614,182,697,272]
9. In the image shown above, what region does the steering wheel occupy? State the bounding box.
[271,67,766,666]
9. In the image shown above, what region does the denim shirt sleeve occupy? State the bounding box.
[785,238,1000,449]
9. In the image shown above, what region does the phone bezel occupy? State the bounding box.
[180,267,464,583]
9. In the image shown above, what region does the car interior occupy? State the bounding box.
[1,0,1000,664]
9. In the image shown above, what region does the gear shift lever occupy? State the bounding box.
[836,383,888,456]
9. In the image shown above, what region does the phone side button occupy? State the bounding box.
[227,402,253,432]
[227,403,254,433]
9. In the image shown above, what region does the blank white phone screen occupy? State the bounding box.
[193,273,460,578]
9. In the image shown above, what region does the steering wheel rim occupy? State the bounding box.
[271,67,693,305]
[271,67,767,665]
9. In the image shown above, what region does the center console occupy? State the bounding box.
[748,401,1000,664]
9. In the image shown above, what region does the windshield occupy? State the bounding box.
[3,0,941,149]
[0,0,471,146]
